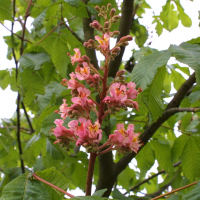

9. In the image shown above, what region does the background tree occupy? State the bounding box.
[0,0,200,199]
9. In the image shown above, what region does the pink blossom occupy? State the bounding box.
[68,72,85,89]
[53,119,74,139]
[70,48,83,65]
[110,83,127,103]
[71,87,91,106]
[95,33,110,54]
[68,118,102,146]
[59,99,69,119]
[75,62,90,80]
[109,123,140,153]
[126,82,137,99]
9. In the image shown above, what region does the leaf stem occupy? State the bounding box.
[32,173,75,198]
[151,180,198,200]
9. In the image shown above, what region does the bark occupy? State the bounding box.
[81,0,99,69]
[108,0,134,78]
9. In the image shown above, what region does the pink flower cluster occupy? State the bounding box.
[103,82,139,114]
[108,123,141,153]
[52,4,142,154]
[53,118,102,148]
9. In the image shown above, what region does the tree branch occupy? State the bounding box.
[114,72,196,178]
[124,161,181,195]
[108,0,134,78]
[81,0,99,69]
[145,169,179,198]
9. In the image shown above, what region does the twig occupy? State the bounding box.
[21,102,35,134]
[62,20,84,44]
[0,126,32,134]
[124,161,181,195]
[0,22,32,44]
[32,173,75,198]
[151,181,198,200]
[36,22,64,46]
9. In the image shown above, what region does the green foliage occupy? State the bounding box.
[0,0,200,199]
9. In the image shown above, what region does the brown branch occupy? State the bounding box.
[108,0,134,78]
[21,102,35,134]
[114,72,196,180]
[62,20,84,44]
[124,161,181,195]
[81,0,99,69]
[146,169,179,198]
[151,180,198,200]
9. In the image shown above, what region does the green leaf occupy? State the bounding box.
[63,1,88,18]
[0,70,10,90]
[36,168,70,197]
[160,2,179,32]
[169,43,200,85]
[71,163,87,190]
[142,67,166,122]
[183,181,200,200]
[175,1,192,27]
[136,142,155,178]
[0,0,13,21]
[92,189,107,196]
[131,50,171,90]
[189,90,200,104]
[171,134,189,161]
[32,8,47,30]
[46,138,65,160]
[19,68,45,104]
[181,136,200,181]
[171,69,186,91]
[52,36,70,77]
[112,189,134,200]
[0,173,51,200]
[151,139,173,173]
[131,19,148,47]
[19,53,51,70]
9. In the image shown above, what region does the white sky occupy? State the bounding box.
[0,0,200,196]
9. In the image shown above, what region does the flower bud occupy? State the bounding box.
[119,35,133,42]
[110,31,120,37]
[83,42,90,48]
[95,5,101,12]
[101,6,106,11]
[82,55,90,63]
[104,21,110,29]
[93,74,100,81]
[121,41,129,46]
[110,8,116,18]
[112,15,121,22]
[116,70,125,77]
[111,47,120,54]
[107,3,112,10]
[88,39,95,45]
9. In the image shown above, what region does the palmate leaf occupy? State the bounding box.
[181,136,200,181]
[142,66,166,122]
[0,0,13,21]
[169,43,200,85]
[0,173,51,200]
[131,50,171,90]
[19,53,51,70]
